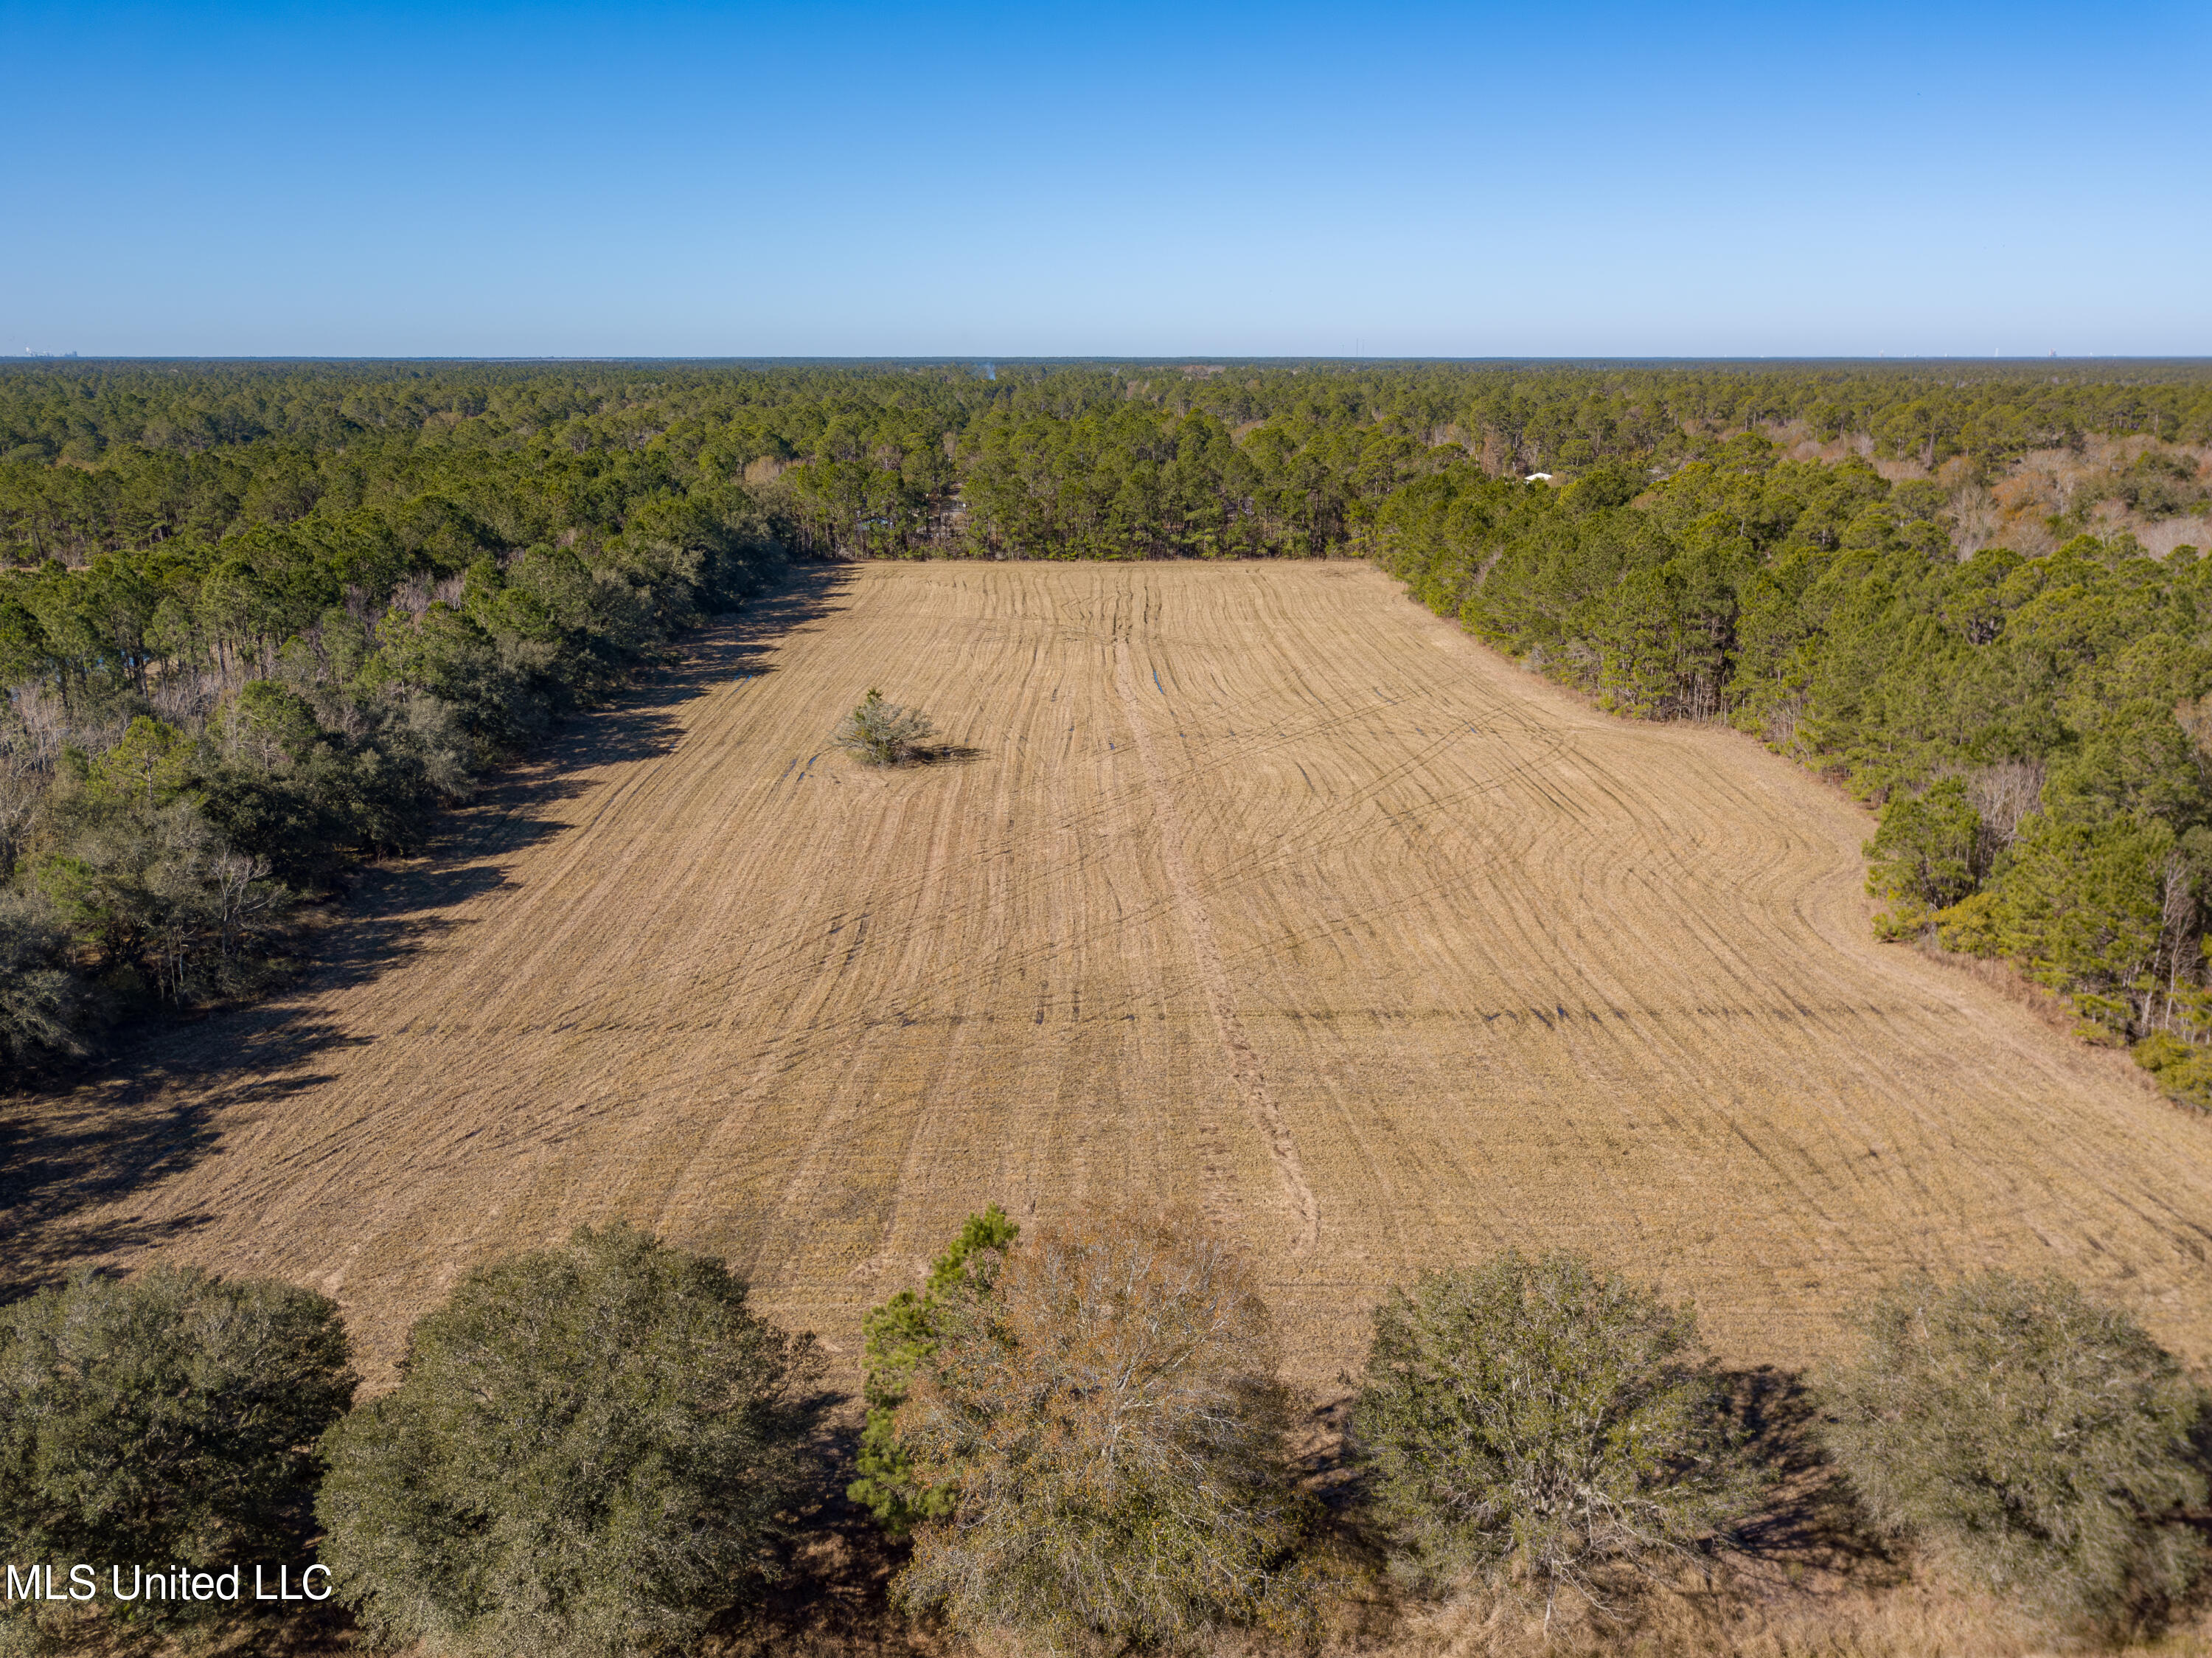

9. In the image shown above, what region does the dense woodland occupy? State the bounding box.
[3,358,2211,1099]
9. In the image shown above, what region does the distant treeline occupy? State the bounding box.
[4,358,2209,563]
[2,360,2211,1082]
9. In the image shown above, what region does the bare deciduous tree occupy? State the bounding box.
[1962,758,2047,861]
[892,1205,1320,1653]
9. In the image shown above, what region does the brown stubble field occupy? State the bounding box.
[7,559,2212,1390]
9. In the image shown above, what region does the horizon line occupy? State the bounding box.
[8,353,2212,367]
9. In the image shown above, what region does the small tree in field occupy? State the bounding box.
[1822,1271,2209,1637]
[316,1224,824,1658]
[1352,1251,1764,1614]
[890,1206,1319,1653]
[832,688,934,765]
[0,1267,355,1644]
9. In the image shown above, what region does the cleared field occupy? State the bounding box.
[9,561,2212,1386]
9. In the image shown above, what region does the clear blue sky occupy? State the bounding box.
[4,1,2206,357]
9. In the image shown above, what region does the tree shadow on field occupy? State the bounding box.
[914,743,987,767]
[0,565,858,1303]
[0,1011,344,1300]
[1716,1365,1898,1576]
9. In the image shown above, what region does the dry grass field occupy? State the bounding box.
[8,560,2212,1392]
